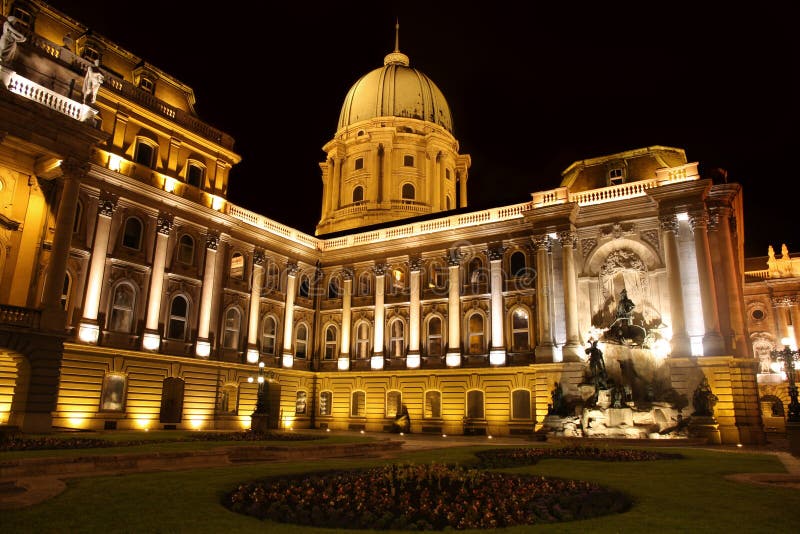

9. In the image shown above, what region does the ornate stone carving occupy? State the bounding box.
[342,267,354,280]
[558,231,577,248]
[205,231,219,250]
[373,263,388,276]
[599,249,647,278]
[581,238,597,260]
[600,222,635,240]
[485,245,506,262]
[531,235,552,253]
[156,213,173,235]
[658,215,679,235]
[688,211,709,232]
[706,209,720,232]
[640,230,660,252]
[286,261,299,276]
[98,198,116,217]
[409,257,423,272]
[446,249,465,267]
[59,157,90,178]
[252,248,265,266]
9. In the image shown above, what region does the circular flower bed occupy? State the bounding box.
[224,463,630,530]
[0,430,323,452]
[475,446,683,468]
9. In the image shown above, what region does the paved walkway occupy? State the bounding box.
[1,431,798,510]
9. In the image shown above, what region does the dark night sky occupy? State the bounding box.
[45,1,797,259]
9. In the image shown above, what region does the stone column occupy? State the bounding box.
[407,258,422,368]
[77,194,116,344]
[710,207,748,357]
[487,246,506,365]
[339,268,353,370]
[142,213,173,351]
[792,300,800,351]
[446,254,462,366]
[772,297,792,344]
[42,159,85,330]
[245,249,265,363]
[195,232,219,357]
[660,215,691,357]
[282,262,298,367]
[559,231,581,361]
[532,235,554,362]
[372,263,387,369]
[458,173,468,208]
[689,209,725,355]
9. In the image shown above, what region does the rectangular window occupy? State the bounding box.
[466,390,484,419]
[355,157,364,170]
[296,391,307,415]
[609,168,624,185]
[351,391,366,417]
[403,155,414,167]
[511,390,532,419]
[425,391,441,419]
[134,142,154,167]
[386,391,402,418]
[187,164,204,187]
[100,374,126,412]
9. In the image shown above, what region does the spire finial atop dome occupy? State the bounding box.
[384,18,409,66]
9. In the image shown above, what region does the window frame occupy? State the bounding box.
[260,315,278,355]
[351,390,366,417]
[121,216,144,251]
[133,138,157,168]
[222,307,241,350]
[167,294,189,340]
[108,281,136,333]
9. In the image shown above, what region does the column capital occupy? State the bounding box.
[447,249,465,267]
[689,210,709,232]
[531,234,552,252]
[706,209,720,232]
[98,197,117,218]
[286,261,299,276]
[342,266,354,280]
[485,245,506,262]
[59,157,90,178]
[156,213,174,235]
[253,248,265,266]
[409,257,424,273]
[205,230,220,250]
[658,214,679,235]
[558,231,577,248]
[372,262,389,276]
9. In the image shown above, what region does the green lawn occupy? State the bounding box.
[2,440,797,533]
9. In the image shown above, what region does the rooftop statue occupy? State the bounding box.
[0,16,27,64]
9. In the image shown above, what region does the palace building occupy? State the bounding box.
[0,1,795,442]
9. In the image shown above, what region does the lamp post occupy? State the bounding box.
[248,361,276,433]
[771,338,800,423]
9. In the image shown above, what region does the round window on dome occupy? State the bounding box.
[751,309,765,321]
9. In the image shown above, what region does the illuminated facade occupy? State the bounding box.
[0,1,774,443]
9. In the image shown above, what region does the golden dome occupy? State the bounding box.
[337,26,453,133]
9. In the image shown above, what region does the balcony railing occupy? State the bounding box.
[1,66,96,122]
[0,305,41,329]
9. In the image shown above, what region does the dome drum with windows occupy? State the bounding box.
[316,23,471,236]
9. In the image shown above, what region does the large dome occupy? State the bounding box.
[337,47,453,133]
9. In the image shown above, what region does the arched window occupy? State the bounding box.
[358,271,372,296]
[510,251,526,278]
[511,307,530,352]
[298,274,310,298]
[295,323,308,358]
[265,262,280,292]
[109,282,135,333]
[467,313,485,355]
[72,200,83,234]
[261,316,277,354]
[511,389,532,419]
[351,391,366,416]
[427,316,443,356]
[230,252,244,280]
[167,295,188,340]
[328,276,341,299]
[466,390,484,419]
[389,319,405,357]
[222,308,241,349]
[425,391,441,419]
[401,183,415,200]
[177,235,194,265]
[133,139,155,167]
[324,325,338,360]
[122,217,143,250]
[355,321,370,359]
[319,391,332,416]
[353,186,364,203]
[386,391,402,418]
